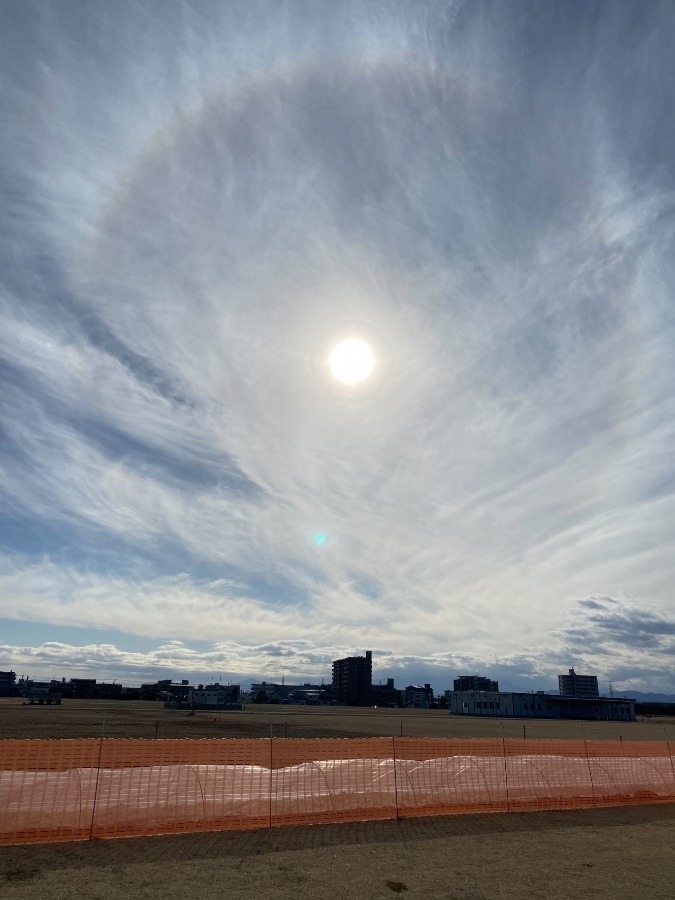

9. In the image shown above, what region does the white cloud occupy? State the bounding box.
[1,2,674,693]
[1,555,673,692]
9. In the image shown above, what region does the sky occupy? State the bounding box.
[1,0,674,695]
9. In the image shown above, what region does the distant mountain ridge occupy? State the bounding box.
[609,691,675,703]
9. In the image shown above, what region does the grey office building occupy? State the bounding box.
[558,668,599,698]
[453,675,498,692]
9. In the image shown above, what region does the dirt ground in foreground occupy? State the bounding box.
[0,804,673,900]
[1,698,674,742]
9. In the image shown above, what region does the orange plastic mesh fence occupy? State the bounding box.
[393,738,508,817]
[271,738,397,826]
[0,739,100,844]
[1,738,673,845]
[93,739,273,839]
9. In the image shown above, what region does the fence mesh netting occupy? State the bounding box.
[1,738,673,844]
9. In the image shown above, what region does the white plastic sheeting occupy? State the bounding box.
[2,754,673,836]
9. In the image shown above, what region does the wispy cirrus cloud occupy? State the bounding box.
[1,1,674,692]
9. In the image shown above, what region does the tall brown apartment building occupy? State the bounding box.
[332,650,372,706]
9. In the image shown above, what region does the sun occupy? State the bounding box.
[328,337,375,385]
[310,320,392,401]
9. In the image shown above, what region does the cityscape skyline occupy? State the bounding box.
[2,651,674,702]
[2,2,674,696]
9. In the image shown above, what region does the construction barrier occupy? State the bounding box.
[1,738,673,845]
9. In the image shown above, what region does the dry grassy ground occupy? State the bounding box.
[1,700,674,899]
[1,698,674,741]
[0,805,673,900]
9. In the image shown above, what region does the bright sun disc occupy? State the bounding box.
[328,337,375,385]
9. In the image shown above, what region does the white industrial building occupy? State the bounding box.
[448,690,635,721]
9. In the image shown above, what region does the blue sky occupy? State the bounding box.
[1,0,674,694]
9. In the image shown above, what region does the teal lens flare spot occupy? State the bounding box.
[315,533,326,544]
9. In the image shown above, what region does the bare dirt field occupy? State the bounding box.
[0,805,673,900]
[1,698,674,741]
[1,700,674,899]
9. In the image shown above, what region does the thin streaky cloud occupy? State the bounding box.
[0,1,674,693]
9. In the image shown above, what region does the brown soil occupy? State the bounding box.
[1,698,674,742]
[0,804,673,900]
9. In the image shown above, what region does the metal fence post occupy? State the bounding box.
[88,735,105,839]
[268,735,273,828]
[392,736,400,819]
[502,738,510,812]
[584,740,598,808]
